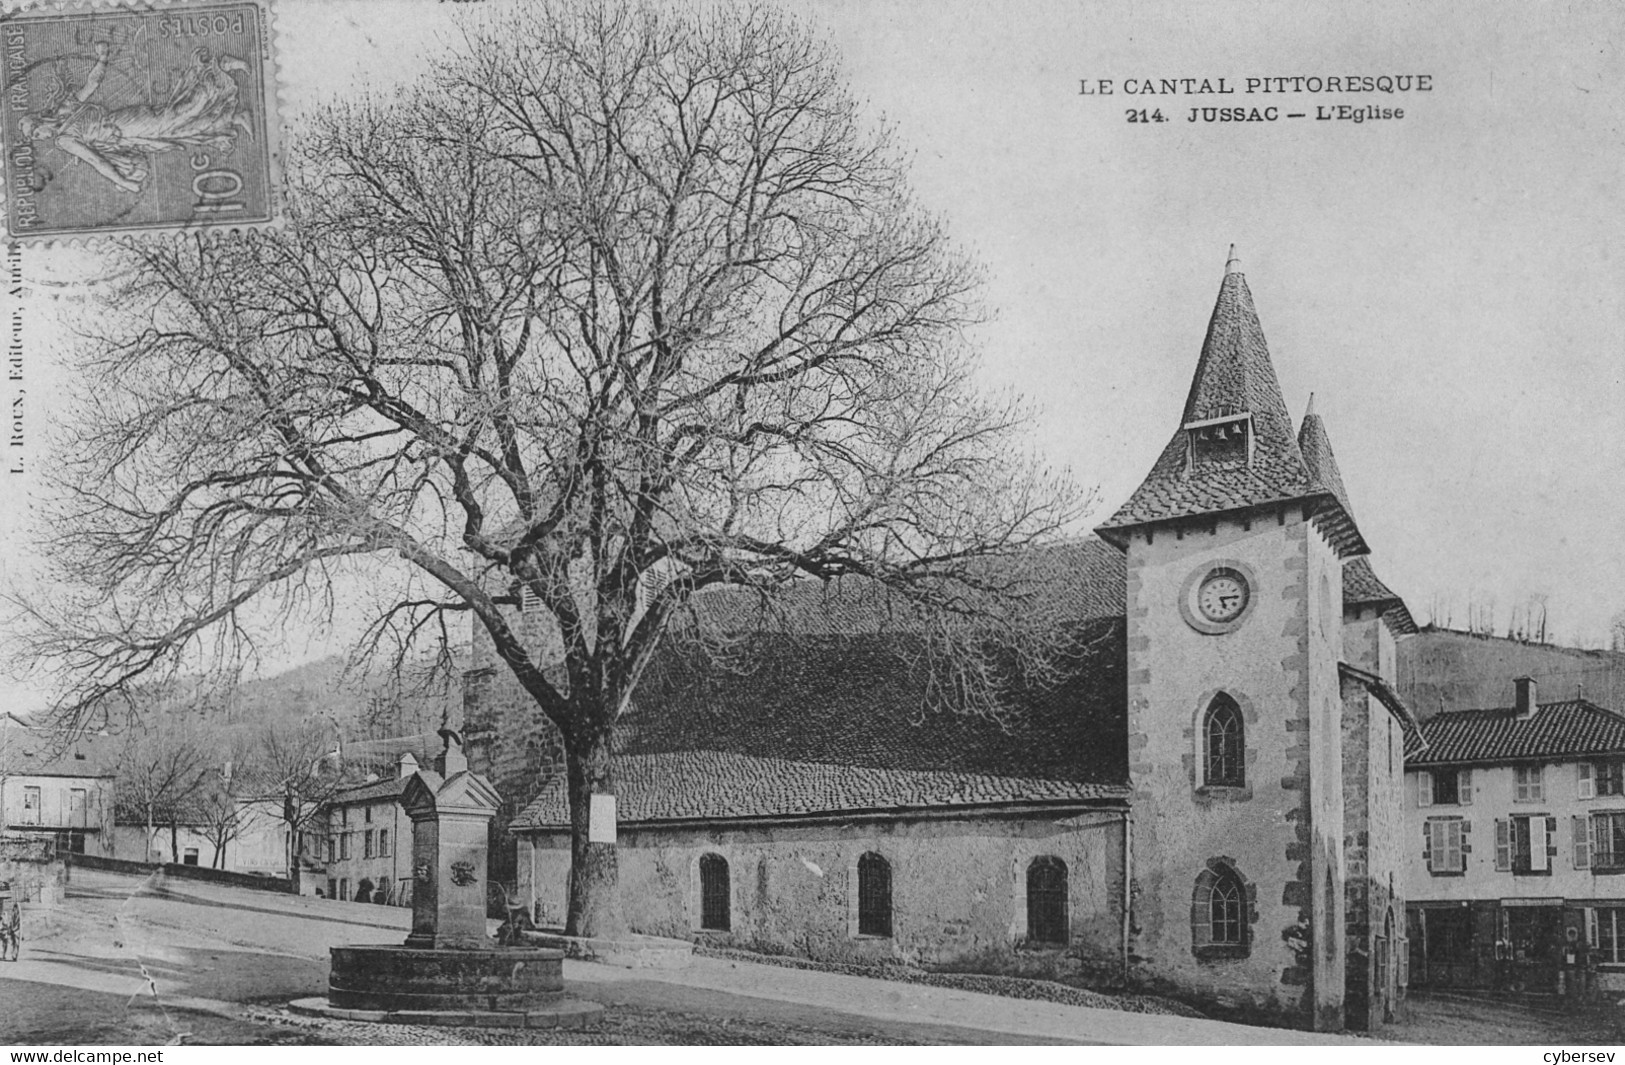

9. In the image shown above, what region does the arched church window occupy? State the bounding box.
[699,854,730,931]
[857,852,892,936]
[1204,694,1245,787]
[1209,867,1245,946]
[1027,856,1069,945]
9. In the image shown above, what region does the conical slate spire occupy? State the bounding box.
[1098,251,1366,556]
[1298,395,1350,517]
[1178,253,1298,440]
[1297,396,1369,556]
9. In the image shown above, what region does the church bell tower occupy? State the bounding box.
[1096,249,1367,1030]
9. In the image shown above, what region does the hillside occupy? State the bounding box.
[1397,626,1625,719]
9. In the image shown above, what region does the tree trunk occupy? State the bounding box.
[170,823,179,863]
[564,729,625,938]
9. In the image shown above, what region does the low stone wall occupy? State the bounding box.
[67,850,294,894]
[0,833,66,906]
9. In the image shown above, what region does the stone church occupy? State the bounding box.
[463,251,1424,1032]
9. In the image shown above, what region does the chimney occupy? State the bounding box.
[398,751,419,779]
[1515,676,1538,719]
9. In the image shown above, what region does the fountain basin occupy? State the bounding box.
[328,944,566,1011]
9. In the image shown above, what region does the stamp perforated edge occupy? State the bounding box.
[0,0,287,245]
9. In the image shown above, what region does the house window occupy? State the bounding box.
[21,786,40,824]
[339,878,349,901]
[1425,818,1467,874]
[857,852,892,937]
[1515,765,1545,802]
[326,837,337,863]
[1026,856,1069,945]
[1498,815,1556,874]
[1600,763,1625,797]
[699,854,730,931]
[1204,694,1245,787]
[364,805,372,824]
[378,830,389,858]
[183,847,199,866]
[327,878,337,899]
[340,832,352,861]
[1595,908,1625,963]
[69,788,87,821]
[363,831,374,860]
[1592,812,1625,870]
[1432,770,1460,805]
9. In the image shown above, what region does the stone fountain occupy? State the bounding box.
[291,732,601,1029]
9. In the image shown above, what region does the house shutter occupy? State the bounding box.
[1495,819,1511,871]
[1588,907,1599,948]
[1576,815,1592,868]
[1460,769,1473,805]
[1531,816,1550,871]
[1422,821,1433,867]
[1417,771,1433,808]
[1580,762,1596,800]
[1448,822,1466,872]
[1532,767,1545,802]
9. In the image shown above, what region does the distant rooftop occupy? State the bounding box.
[1411,699,1625,767]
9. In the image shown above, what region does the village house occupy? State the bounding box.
[319,753,421,904]
[0,712,116,858]
[1405,676,1625,996]
[477,250,1425,1032]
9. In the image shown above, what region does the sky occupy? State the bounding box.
[3,0,1623,713]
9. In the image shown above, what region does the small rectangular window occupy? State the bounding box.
[858,853,893,937]
[1432,771,1460,806]
[365,805,373,824]
[363,831,374,860]
[340,878,349,901]
[378,830,389,858]
[699,854,730,931]
[182,847,199,866]
[1515,765,1545,802]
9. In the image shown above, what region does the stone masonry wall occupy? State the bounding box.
[1123,507,1335,1028]
[519,811,1127,984]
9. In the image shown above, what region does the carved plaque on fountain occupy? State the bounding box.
[399,735,502,950]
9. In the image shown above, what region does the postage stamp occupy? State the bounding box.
[1,0,279,240]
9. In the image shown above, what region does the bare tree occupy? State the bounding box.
[115,728,214,863]
[252,723,350,891]
[194,783,244,870]
[12,2,1084,935]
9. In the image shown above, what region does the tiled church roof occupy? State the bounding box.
[1098,255,1366,556]
[1411,700,1625,767]
[515,751,1128,828]
[514,544,1130,829]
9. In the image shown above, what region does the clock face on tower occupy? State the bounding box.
[1197,569,1250,623]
